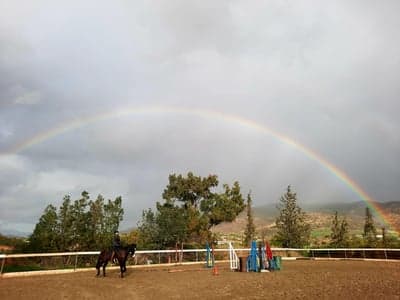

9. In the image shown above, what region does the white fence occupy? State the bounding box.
[1,248,400,275]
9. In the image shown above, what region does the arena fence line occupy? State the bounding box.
[1,248,400,276]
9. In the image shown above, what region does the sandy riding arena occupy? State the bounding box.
[1,260,399,299]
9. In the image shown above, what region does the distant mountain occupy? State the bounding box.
[254,201,400,219]
[213,200,400,237]
[0,229,30,238]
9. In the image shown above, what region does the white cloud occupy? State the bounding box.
[13,90,42,105]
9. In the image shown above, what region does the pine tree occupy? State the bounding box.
[330,211,340,245]
[243,192,256,246]
[28,191,124,252]
[381,227,387,248]
[58,195,74,251]
[29,205,59,252]
[330,211,349,247]
[274,186,310,248]
[363,207,377,247]
[339,217,349,247]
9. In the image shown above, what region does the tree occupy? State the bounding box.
[339,217,349,246]
[69,191,91,250]
[163,172,244,237]
[28,191,124,252]
[137,209,159,249]
[363,207,377,247]
[330,211,349,247]
[243,192,256,246]
[88,195,105,249]
[103,196,124,245]
[274,186,310,248]
[381,227,387,248]
[155,202,188,248]
[138,172,245,248]
[162,172,219,209]
[58,195,74,251]
[201,182,245,228]
[29,205,59,252]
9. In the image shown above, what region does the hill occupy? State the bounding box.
[212,201,400,243]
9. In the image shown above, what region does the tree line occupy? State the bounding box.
[5,172,399,253]
[25,191,123,252]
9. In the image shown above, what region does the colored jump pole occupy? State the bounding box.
[205,242,214,268]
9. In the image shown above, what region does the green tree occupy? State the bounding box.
[138,172,245,248]
[69,191,91,250]
[137,209,159,249]
[58,195,74,251]
[330,211,349,247]
[104,196,124,231]
[162,172,219,209]
[155,201,188,248]
[363,207,377,247]
[339,217,349,246]
[28,191,124,252]
[243,192,256,246]
[29,205,59,252]
[88,195,105,249]
[201,182,245,228]
[274,186,310,248]
[163,172,244,241]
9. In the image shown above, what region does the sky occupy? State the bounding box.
[1,0,399,235]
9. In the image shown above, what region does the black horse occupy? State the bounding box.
[96,243,136,278]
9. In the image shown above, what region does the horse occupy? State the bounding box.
[96,243,136,278]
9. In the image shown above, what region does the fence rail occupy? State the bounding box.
[1,248,400,275]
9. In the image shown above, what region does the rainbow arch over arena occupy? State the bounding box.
[3,105,398,233]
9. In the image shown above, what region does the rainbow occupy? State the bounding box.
[2,105,397,233]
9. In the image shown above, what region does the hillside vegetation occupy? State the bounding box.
[212,201,400,246]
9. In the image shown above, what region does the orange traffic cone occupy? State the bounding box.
[212,265,219,275]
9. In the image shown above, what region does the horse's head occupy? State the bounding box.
[128,243,137,258]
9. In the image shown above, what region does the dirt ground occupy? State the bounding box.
[1,260,399,299]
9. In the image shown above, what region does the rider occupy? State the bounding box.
[111,230,121,263]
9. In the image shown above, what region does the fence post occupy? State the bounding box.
[159,252,161,264]
[74,255,78,271]
[0,257,5,274]
[384,249,388,260]
[344,249,347,259]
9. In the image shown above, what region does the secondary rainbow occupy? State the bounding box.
[2,105,397,233]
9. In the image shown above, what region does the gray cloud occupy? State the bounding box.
[1,0,399,234]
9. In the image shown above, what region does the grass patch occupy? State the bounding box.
[2,265,44,273]
[311,228,331,238]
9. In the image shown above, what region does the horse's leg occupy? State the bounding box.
[123,258,127,273]
[119,262,124,278]
[103,261,108,277]
[96,258,102,277]
[121,256,128,276]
